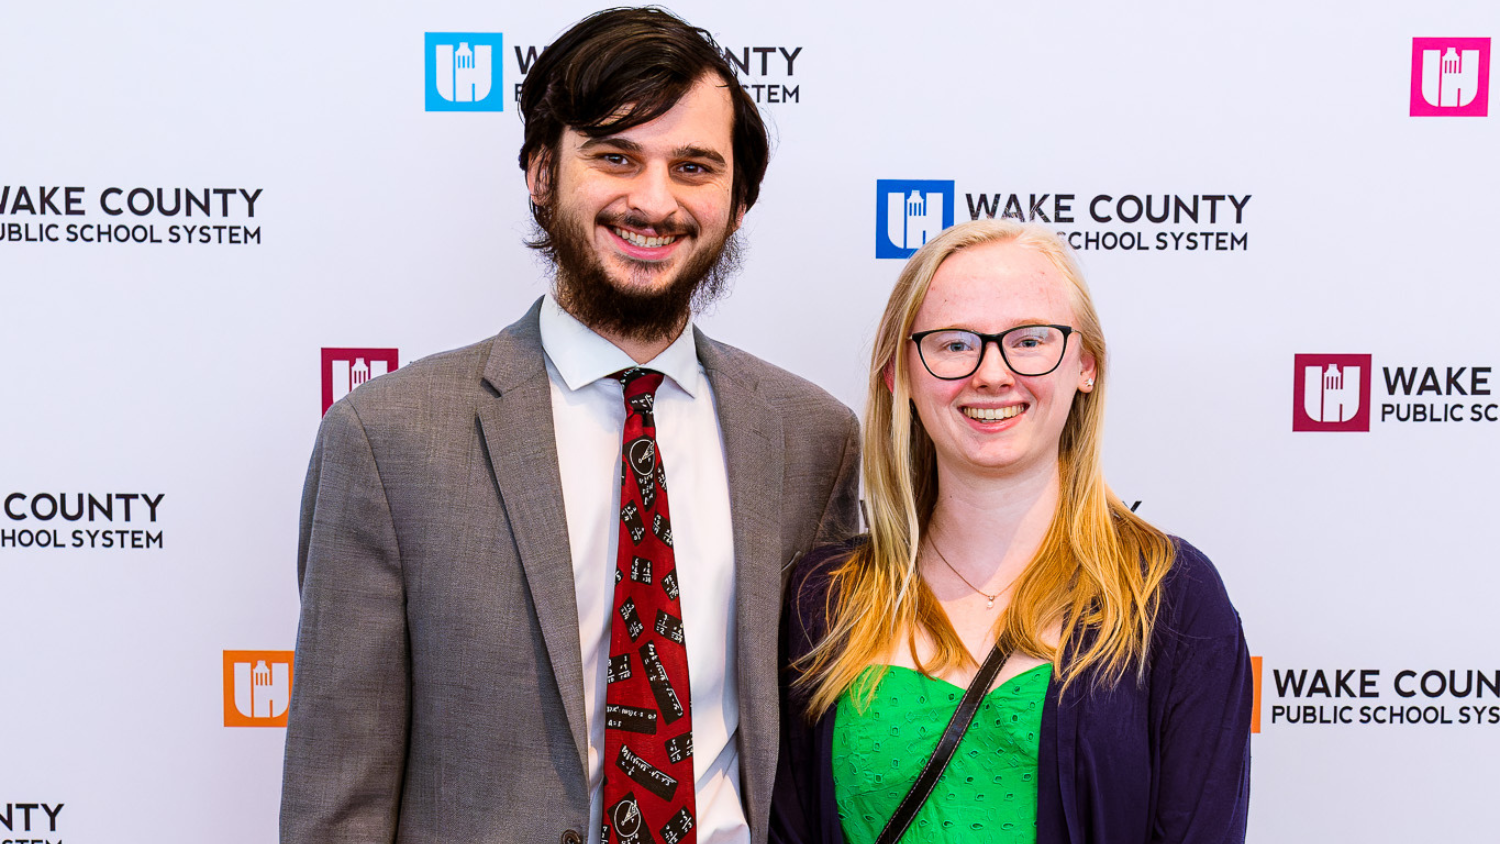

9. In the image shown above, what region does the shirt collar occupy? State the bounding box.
[539,294,702,397]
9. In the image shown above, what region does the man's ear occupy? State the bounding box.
[525,150,551,205]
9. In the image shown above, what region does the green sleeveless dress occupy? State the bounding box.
[831,664,1050,843]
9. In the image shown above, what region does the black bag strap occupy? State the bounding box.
[873,638,1013,844]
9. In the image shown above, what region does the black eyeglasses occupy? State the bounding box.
[909,325,1075,380]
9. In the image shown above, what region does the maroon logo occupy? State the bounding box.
[1293,354,1372,432]
[321,348,399,414]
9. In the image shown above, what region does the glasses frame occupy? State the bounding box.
[908,324,1075,380]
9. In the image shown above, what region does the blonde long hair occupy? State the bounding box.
[797,220,1175,718]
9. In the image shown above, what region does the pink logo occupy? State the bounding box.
[1410,38,1490,116]
[1293,354,1372,432]
[322,348,399,414]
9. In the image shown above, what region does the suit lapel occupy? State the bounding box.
[697,331,784,822]
[477,301,590,776]
[475,315,788,812]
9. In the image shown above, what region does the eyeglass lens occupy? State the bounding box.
[917,327,1067,378]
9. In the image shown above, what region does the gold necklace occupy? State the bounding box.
[926,538,1019,610]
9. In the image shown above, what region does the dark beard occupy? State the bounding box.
[544,210,741,344]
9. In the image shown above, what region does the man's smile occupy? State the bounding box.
[612,227,679,249]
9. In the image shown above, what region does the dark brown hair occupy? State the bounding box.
[517,6,770,246]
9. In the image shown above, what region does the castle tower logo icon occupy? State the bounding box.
[1410,38,1490,117]
[875,180,955,258]
[322,347,400,414]
[1292,354,1373,432]
[426,32,504,112]
[223,650,294,727]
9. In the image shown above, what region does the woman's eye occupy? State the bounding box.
[1008,328,1053,350]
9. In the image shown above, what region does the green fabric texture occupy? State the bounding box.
[832,663,1049,843]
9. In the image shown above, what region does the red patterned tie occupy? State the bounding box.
[602,367,696,844]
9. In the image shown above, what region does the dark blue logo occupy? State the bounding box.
[875,179,955,258]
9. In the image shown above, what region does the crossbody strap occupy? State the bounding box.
[873,638,1013,844]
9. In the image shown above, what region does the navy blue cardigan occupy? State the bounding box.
[771,538,1252,844]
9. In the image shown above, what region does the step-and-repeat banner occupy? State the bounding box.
[3,2,1496,841]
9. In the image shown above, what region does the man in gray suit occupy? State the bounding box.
[280,8,860,844]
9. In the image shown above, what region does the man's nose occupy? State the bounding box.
[627,164,678,222]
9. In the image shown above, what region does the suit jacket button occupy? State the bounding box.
[561,830,583,844]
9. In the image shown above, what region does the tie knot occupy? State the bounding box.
[616,367,664,416]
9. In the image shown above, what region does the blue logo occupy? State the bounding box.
[425,32,503,112]
[875,179,955,258]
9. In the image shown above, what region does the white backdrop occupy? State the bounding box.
[2,2,1497,841]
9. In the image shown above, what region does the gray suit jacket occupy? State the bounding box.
[281,300,861,844]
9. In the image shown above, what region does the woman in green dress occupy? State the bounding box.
[772,219,1252,843]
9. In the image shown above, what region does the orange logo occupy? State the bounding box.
[1250,656,1262,734]
[223,650,294,727]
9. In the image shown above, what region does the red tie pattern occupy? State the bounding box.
[602,368,696,844]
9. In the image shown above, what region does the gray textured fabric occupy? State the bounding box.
[281,299,861,844]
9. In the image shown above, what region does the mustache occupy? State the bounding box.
[597,211,699,240]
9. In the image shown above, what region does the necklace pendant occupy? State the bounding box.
[985,597,995,609]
